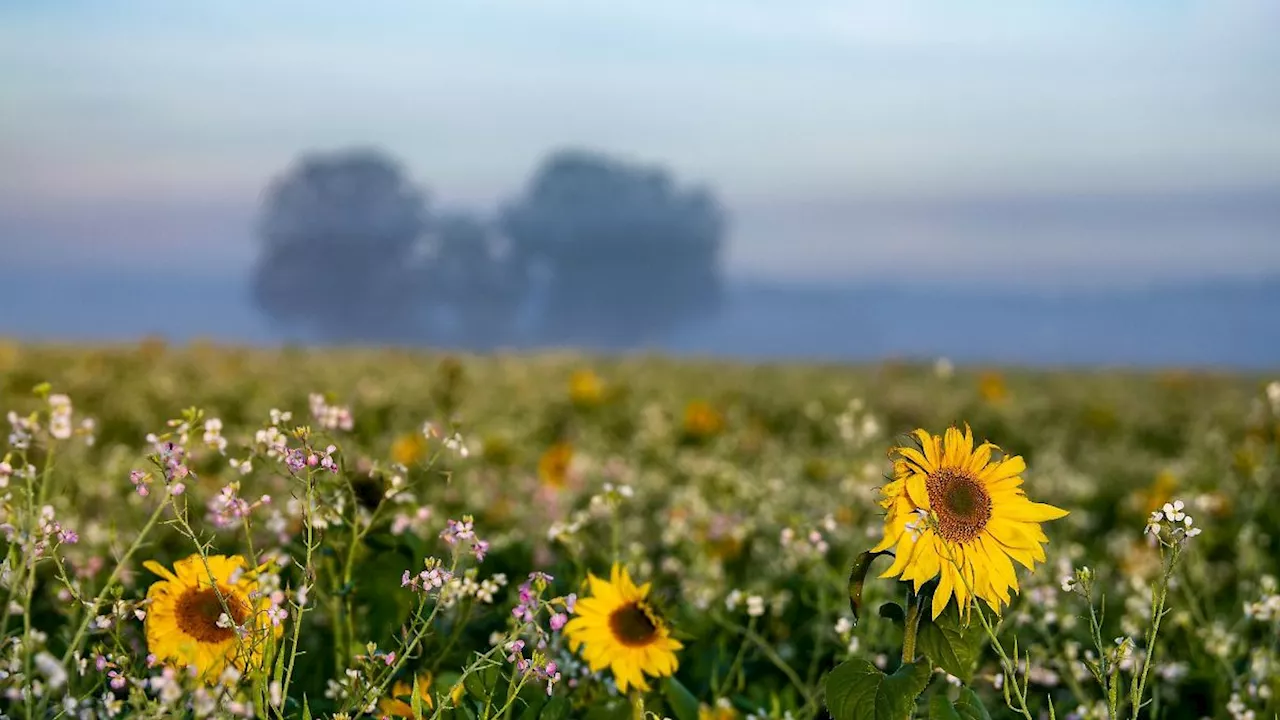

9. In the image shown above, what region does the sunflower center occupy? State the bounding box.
[175,586,250,644]
[608,601,660,647]
[925,467,992,543]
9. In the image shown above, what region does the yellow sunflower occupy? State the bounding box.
[873,426,1068,619]
[978,372,1009,404]
[569,369,605,407]
[391,432,426,466]
[378,672,436,716]
[682,400,724,440]
[143,554,278,682]
[564,564,682,694]
[538,442,574,489]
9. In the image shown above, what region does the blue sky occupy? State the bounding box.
[2,0,1279,282]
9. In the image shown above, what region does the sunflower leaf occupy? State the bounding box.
[878,602,906,626]
[662,676,702,720]
[916,604,987,684]
[825,658,932,720]
[848,550,891,623]
[929,688,992,720]
[301,696,311,720]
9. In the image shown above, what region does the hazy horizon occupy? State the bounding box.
[4,1,1280,285]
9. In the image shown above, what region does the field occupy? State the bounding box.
[1,341,1277,720]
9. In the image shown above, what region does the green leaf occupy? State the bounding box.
[878,602,906,625]
[848,551,891,623]
[928,688,991,720]
[825,659,932,720]
[662,676,702,720]
[301,696,312,720]
[464,663,505,701]
[916,604,987,684]
[540,696,572,720]
[412,674,426,719]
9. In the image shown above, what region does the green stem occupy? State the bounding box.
[429,601,474,675]
[901,591,921,663]
[280,469,319,719]
[711,614,815,707]
[59,498,169,667]
[630,690,645,720]
[1128,544,1178,719]
[723,617,755,693]
[974,604,1035,720]
[358,552,461,712]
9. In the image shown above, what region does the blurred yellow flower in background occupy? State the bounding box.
[378,672,436,716]
[391,432,426,466]
[569,368,605,407]
[1136,470,1179,514]
[682,399,724,439]
[978,371,1009,404]
[699,700,740,719]
[538,442,574,489]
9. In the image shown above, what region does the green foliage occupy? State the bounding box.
[847,550,890,623]
[928,687,991,720]
[915,604,987,684]
[824,659,932,720]
[0,344,1274,719]
[662,677,702,720]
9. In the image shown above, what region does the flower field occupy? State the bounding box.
[1,341,1278,719]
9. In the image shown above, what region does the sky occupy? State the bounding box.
[2,0,1280,284]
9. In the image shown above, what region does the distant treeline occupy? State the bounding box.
[251,148,725,349]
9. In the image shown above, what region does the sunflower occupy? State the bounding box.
[564,564,682,694]
[378,672,436,716]
[144,554,277,682]
[538,442,574,489]
[391,432,426,466]
[682,400,724,440]
[978,372,1009,404]
[569,369,605,407]
[872,426,1068,620]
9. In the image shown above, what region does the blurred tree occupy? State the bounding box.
[420,212,525,350]
[252,148,430,343]
[500,149,726,347]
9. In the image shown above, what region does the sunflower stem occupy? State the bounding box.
[630,690,646,720]
[900,591,921,664]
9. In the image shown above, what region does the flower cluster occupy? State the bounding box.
[505,640,562,695]
[202,418,228,453]
[401,557,454,595]
[1145,500,1202,545]
[310,393,354,432]
[440,515,489,560]
[7,410,36,449]
[284,443,338,474]
[207,482,271,528]
[1243,576,1280,623]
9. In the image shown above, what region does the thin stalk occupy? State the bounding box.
[279,470,319,719]
[1128,544,1179,719]
[59,498,169,667]
[711,614,815,707]
[973,607,1035,720]
[901,591,921,664]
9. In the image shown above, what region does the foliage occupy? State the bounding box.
[0,341,1276,719]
